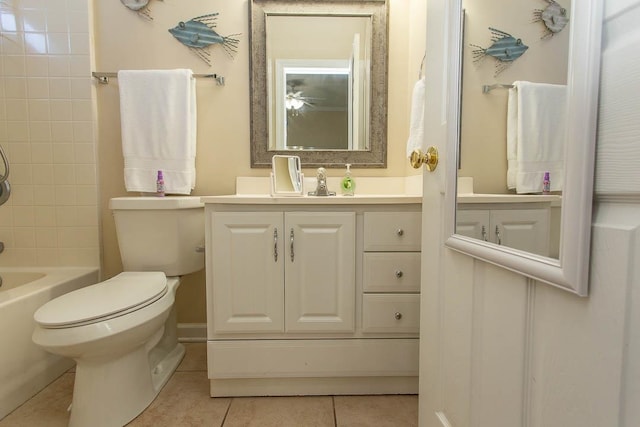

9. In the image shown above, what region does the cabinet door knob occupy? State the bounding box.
[395,270,403,278]
[394,312,403,320]
[396,228,404,237]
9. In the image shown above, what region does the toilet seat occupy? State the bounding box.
[34,272,168,329]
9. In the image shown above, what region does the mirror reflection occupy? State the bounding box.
[250,0,388,168]
[455,0,570,258]
[267,14,370,151]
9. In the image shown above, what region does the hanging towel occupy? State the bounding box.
[506,81,566,194]
[118,69,197,194]
[406,77,426,158]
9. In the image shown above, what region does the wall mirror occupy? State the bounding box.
[250,0,388,168]
[443,0,602,296]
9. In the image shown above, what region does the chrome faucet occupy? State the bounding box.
[308,167,335,196]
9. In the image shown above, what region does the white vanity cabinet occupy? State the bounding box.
[456,204,551,256]
[203,196,421,397]
[362,212,421,335]
[211,211,355,334]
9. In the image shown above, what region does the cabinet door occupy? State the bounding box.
[490,209,550,256]
[456,209,491,241]
[284,212,356,333]
[211,212,284,334]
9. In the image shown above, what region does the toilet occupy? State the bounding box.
[32,196,204,427]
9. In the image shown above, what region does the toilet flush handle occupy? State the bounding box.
[195,245,205,253]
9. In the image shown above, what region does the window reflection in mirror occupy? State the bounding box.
[266,14,370,152]
[273,62,351,150]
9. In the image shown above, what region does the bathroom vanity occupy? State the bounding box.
[202,194,421,397]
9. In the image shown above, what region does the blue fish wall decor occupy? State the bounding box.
[168,13,240,66]
[470,28,529,76]
[533,0,569,39]
[120,0,161,21]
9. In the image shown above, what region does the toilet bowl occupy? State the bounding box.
[32,197,204,427]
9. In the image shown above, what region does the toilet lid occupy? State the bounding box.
[34,272,168,328]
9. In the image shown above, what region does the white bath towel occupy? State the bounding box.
[406,77,426,158]
[118,69,197,194]
[507,81,566,193]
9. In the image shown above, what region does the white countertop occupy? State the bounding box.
[201,193,559,206]
[457,193,562,204]
[200,194,422,205]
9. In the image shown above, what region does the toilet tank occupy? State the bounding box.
[109,196,204,276]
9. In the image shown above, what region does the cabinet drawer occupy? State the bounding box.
[362,294,420,334]
[363,212,421,251]
[363,253,421,292]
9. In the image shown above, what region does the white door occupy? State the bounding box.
[420,0,640,426]
[418,0,535,421]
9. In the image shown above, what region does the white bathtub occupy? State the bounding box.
[0,267,99,420]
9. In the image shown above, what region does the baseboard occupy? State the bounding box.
[210,377,418,397]
[177,323,207,342]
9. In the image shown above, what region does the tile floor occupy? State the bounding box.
[0,343,418,427]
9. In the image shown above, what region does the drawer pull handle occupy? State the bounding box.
[395,270,403,278]
[394,312,403,320]
[396,228,404,237]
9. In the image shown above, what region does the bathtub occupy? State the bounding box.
[0,267,99,420]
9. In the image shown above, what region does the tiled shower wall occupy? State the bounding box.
[0,0,99,267]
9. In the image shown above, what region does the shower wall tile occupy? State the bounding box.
[33,186,55,205]
[0,0,98,268]
[49,78,71,99]
[14,227,35,248]
[30,121,51,141]
[32,164,53,184]
[34,206,56,227]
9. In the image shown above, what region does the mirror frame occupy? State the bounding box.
[249,0,388,168]
[443,0,603,296]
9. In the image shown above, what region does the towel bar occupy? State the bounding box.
[91,72,225,86]
[482,83,514,93]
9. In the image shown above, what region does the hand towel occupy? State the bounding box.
[406,77,426,158]
[506,81,566,194]
[118,69,197,194]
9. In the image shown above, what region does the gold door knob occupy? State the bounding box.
[410,147,438,171]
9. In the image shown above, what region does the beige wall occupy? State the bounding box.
[93,0,426,323]
[459,0,569,193]
[0,0,99,267]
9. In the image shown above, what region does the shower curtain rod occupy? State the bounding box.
[91,71,225,86]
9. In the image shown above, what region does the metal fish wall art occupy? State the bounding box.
[120,0,161,21]
[168,13,240,66]
[533,0,569,39]
[470,28,529,76]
